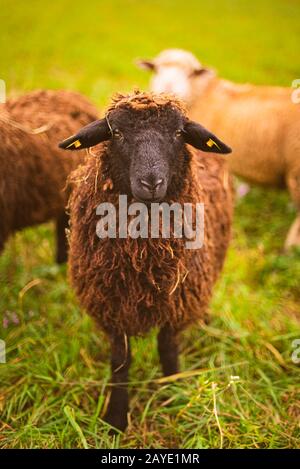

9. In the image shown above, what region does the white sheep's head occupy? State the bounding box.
[137,49,210,104]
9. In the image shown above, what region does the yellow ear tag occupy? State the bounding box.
[206,138,221,150]
[66,139,82,149]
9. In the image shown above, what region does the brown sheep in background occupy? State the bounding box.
[59,91,233,431]
[0,90,98,262]
[138,49,300,249]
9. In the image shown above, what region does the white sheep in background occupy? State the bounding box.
[138,49,300,249]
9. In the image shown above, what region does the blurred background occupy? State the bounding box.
[0,0,300,449]
[1,0,299,103]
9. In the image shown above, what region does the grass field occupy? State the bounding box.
[0,0,300,449]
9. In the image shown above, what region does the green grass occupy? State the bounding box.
[0,0,300,449]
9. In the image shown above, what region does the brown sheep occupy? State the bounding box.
[59,91,233,432]
[0,90,98,262]
[139,49,300,249]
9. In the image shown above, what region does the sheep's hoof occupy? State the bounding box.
[103,410,128,434]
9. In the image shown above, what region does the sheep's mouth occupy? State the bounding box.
[133,195,165,204]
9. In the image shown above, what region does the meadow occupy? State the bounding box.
[0,0,300,448]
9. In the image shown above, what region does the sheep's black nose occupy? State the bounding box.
[140,177,164,193]
[132,175,167,202]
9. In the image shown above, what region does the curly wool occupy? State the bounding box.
[0,90,98,252]
[68,93,233,337]
[106,90,186,114]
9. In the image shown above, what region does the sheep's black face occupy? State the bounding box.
[108,107,186,202]
[59,93,232,202]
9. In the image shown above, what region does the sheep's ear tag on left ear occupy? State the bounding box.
[66,139,82,149]
[206,138,221,150]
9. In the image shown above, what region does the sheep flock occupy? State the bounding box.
[1,49,298,433]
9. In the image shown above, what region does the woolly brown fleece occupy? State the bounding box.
[0,90,98,253]
[68,93,233,337]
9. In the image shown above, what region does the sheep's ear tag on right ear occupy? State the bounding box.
[66,139,82,149]
[206,138,221,151]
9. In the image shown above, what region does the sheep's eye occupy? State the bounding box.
[175,129,183,138]
[113,129,122,138]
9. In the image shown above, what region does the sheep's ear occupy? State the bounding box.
[135,59,156,71]
[58,118,110,150]
[192,68,209,76]
[183,121,231,154]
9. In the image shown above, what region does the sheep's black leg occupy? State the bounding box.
[103,334,131,432]
[157,324,179,376]
[55,211,69,264]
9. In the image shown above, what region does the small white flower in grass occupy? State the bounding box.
[229,375,240,384]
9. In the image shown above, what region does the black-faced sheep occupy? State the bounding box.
[0,90,98,262]
[59,91,233,431]
[138,49,300,249]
